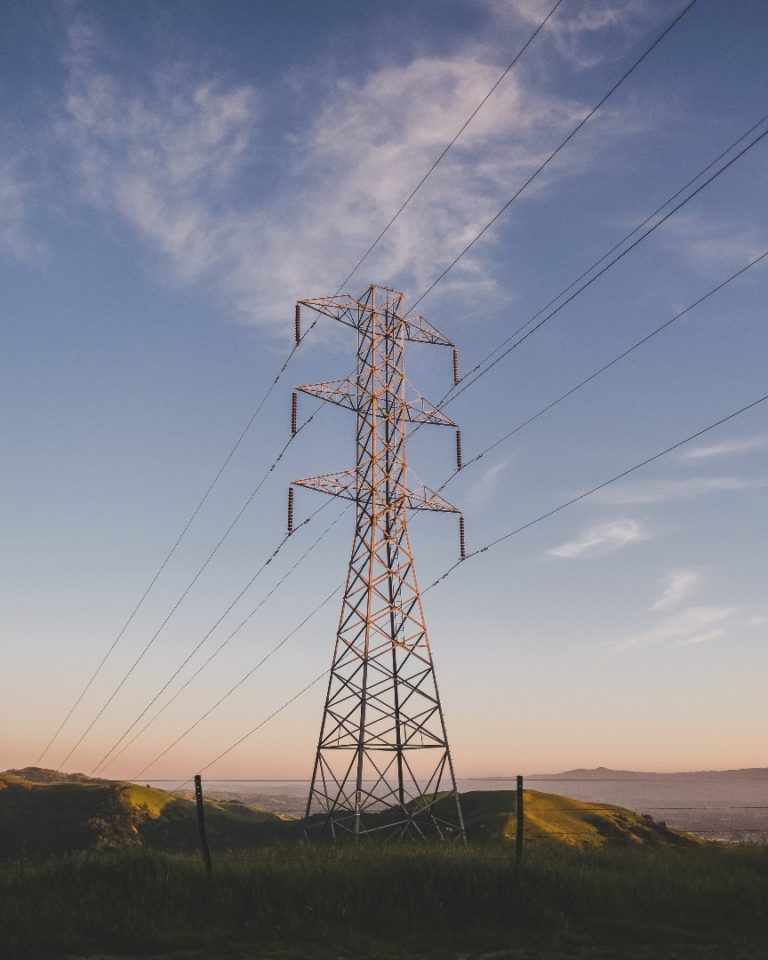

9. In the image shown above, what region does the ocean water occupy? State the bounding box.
[148,774,768,842]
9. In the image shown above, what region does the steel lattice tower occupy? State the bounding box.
[290,285,466,841]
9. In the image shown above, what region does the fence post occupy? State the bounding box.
[516,774,524,864]
[194,774,213,881]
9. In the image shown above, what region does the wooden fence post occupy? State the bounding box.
[194,774,213,881]
[516,774,524,864]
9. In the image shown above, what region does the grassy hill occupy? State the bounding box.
[0,768,697,860]
[454,788,699,847]
[2,770,763,958]
[0,768,284,859]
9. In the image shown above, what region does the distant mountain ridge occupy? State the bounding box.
[527,766,768,780]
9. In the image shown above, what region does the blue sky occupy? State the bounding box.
[2,0,767,780]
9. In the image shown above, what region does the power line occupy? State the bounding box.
[435,249,768,485]
[337,0,566,291]
[427,391,768,591]
[37,0,698,766]
[130,254,766,785]
[390,109,768,489]
[207,241,767,784]
[89,497,335,774]
[455,109,768,389]
[65,0,757,780]
[136,391,768,780]
[131,246,764,773]
[389,3,755,460]
[132,580,344,779]
[36,329,318,766]
[340,110,768,481]
[175,669,331,791]
[128,239,764,776]
[57,410,320,770]
[443,122,768,407]
[408,0,700,314]
[42,1,562,761]
[95,504,349,775]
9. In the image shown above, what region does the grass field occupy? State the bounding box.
[1,842,767,958]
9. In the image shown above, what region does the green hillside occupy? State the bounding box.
[0,768,698,859]
[447,789,700,847]
[0,768,284,859]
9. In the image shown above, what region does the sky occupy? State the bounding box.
[2,0,767,782]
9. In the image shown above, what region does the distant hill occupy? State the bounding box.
[528,766,768,781]
[0,767,700,859]
[430,789,699,847]
[0,767,286,859]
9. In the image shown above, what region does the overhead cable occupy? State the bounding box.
[174,668,331,792]
[36,325,319,765]
[95,504,348,774]
[408,0,700,313]
[90,497,335,773]
[436,249,768,484]
[128,250,766,774]
[427,392,768,590]
[132,580,344,779]
[444,123,768,407]
[174,390,768,780]
[42,0,564,761]
[456,110,768,388]
[337,0,566,290]
[36,0,695,764]
[57,410,320,769]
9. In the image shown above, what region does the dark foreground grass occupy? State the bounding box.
[1,843,767,958]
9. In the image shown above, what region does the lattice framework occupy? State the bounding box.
[292,285,465,840]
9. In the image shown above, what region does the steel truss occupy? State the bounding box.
[292,285,465,841]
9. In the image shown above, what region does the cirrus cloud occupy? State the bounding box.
[651,569,702,611]
[548,517,646,558]
[56,10,641,332]
[681,434,768,461]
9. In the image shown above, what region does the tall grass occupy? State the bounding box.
[1,843,767,956]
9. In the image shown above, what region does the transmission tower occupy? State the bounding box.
[290,284,466,841]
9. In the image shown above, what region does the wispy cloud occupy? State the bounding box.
[660,210,768,274]
[0,158,45,261]
[676,629,722,647]
[610,604,738,652]
[61,36,260,274]
[493,0,671,70]
[651,569,702,611]
[57,13,638,331]
[681,434,768,461]
[597,475,766,506]
[466,459,512,508]
[549,518,646,559]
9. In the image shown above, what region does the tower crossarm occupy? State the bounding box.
[293,470,357,502]
[405,483,460,513]
[297,381,456,426]
[297,379,357,413]
[298,295,367,332]
[293,471,459,514]
[401,313,453,347]
[298,292,453,348]
[406,395,456,427]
